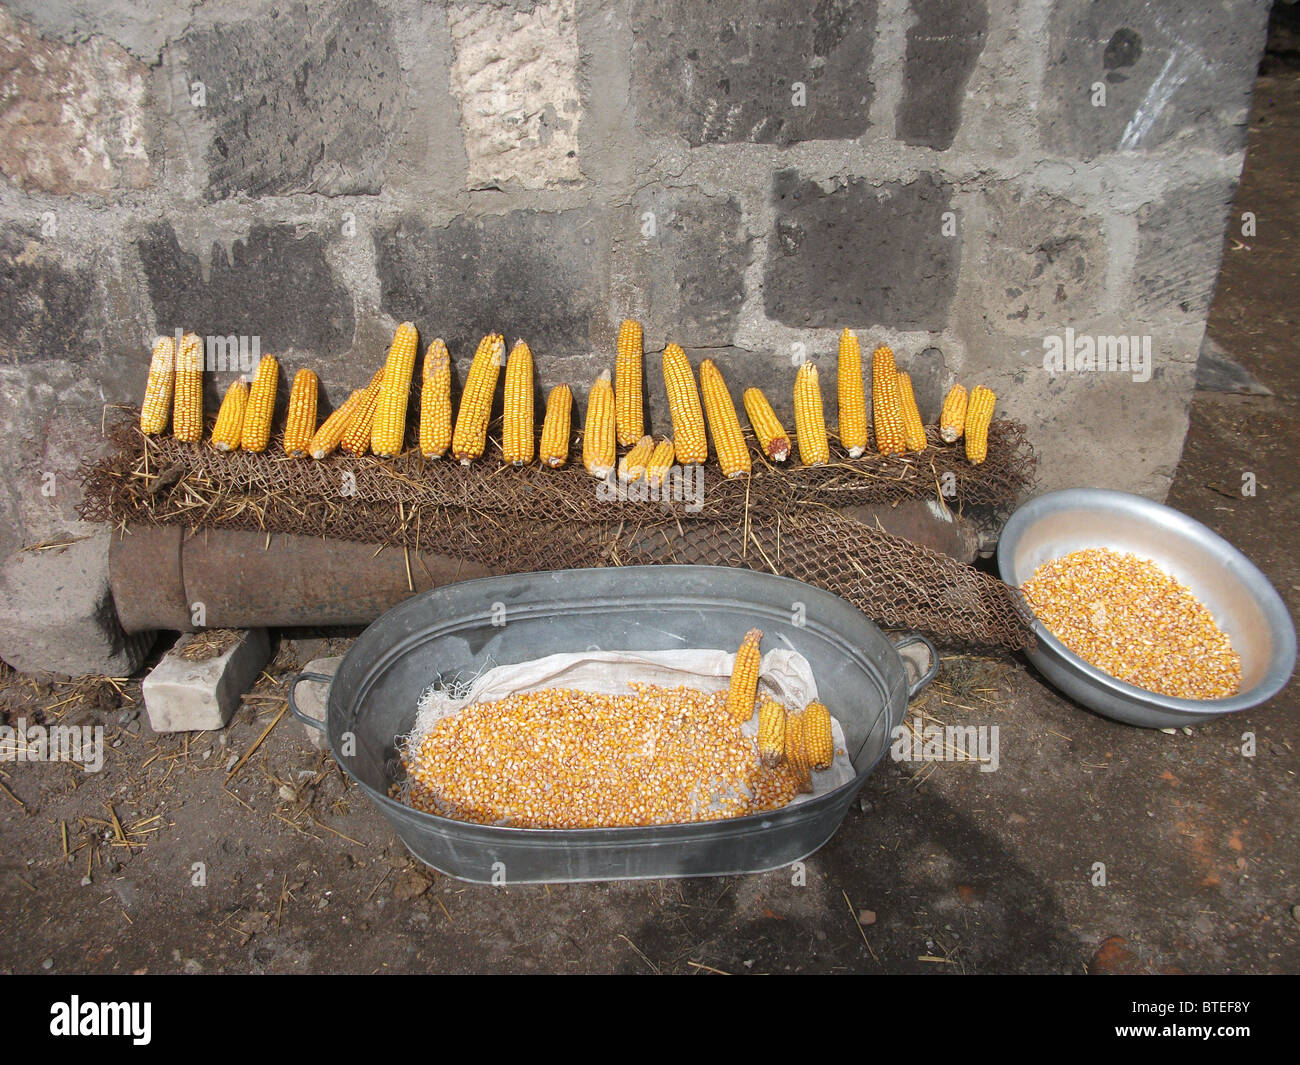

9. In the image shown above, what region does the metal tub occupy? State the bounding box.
[290,565,936,884]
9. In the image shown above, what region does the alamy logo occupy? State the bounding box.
[49,997,151,1045]
[1042,328,1151,383]
[596,465,704,512]
[0,719,104,773]
[169,328,261,373]
[890,718,1000,772]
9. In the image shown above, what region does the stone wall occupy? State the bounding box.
[0,0,1272,631]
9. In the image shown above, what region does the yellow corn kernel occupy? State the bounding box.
[725,628,762,723]
[617,434,655,483]
[758,700,786,767]
[419,339,453,459]
[965,384,996,465]
[372,321,419,458]
[141,336,176,435]
[241,355,280,453]
[615,318,644,447]
[742,387,790,463]
[309,388,365,460]
[940,384,968,444]
[793,362,829,466]
[539,384,573,469]
[582,370,616,479]
[502,339,535,467]
[802,700,833,771]
[172,332,204,444]
[645,437,675,487]
[838,328,868,457]
[211,379,248,452]
[897,371,927,452]
[699,359,751,479]
[283,369,319,457]
[872,345,906,456]
[662,343,707,466]
[452,333,505,464]
[340,368,386,457]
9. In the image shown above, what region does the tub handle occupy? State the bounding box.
[287,671,333,733]
[891,634,939,700]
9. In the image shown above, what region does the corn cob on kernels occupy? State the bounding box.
[725,628,762,724]
[699,359,751,479]
[240,355,280,453]
[340,368,386,457]
[793,361,829,466]
[784,711,813,794]
[897,371,927,453]
[871,345,907,456]
[742,387,790,462]
[172,332,204,444]
[211,378,248,451]
[802,700,833,771]
[539,384,573,468]
[618,434,655,483]
[757,700,787,768]
[940,384,968,444]
[662,343,707,466]
[615,318,644,447]
[645,438,675,487]
[502,339,535,467]
[451,333,505,464]
[309,388,365,459]
[582,370,616,479]
[965,384,996,465]
[141,335,177,435]
[419,339,453,459]
[283,368,319,457]
[838,328,868,457]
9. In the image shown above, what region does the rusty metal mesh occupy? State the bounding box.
[80,415,1037,649]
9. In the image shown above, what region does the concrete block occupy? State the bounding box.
[764,171,959,331]
[142,629,271,733]
[0,227,102,365]
[628,0,878,146]
[292,656,343,751]
[896,0,989,150]
[0,533,154,677]
[1132,179,1237,319]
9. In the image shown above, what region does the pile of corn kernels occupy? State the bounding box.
[400,683,803,828]
[1022,547,1241,700]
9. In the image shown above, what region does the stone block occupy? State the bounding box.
[0,228,102,364]
[1132,179,1236,319]
[291,656,343,751]
[896,0,989,150]
[142,629,271,733]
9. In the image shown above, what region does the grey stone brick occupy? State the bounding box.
[143,629,271,733]
[896,0,989,151]
[0,227,101,364]
[1132,179,1237,318]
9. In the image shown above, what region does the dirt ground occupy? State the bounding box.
[2,74,1298,977]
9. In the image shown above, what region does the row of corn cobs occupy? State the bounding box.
[725,627,833,793]
[139,321,998,473]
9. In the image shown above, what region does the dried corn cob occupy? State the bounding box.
[141,335,177,435]
[502,339,535,466]
[451,333,505,464]
[897,371,927,452]
[241,355,280,453]
[419,339,452,459]
[871,345,906,456]
[940,384,968,443]
[539,384,573,468]
[802,701,833,771]
[340,368,385,457]
[283,368,319,457]
[965,385,996,465]
[309,388,365,459]
[172,332,204,443]
[758,700,786,768]
[838,328,868,457]
[615,318,644,447]
[699,359,751,478]
[618,434,655,483]
[793,361,829,466]
[662,343,707,465]
[583,370,616,479]
[211,378,248,452]
[784,711,813,794]
[645,438,675,487]
[742,387,790,463]
[725,628,762,724]
[371,321,419,458]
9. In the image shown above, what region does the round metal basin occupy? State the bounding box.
[997,488,1295,728]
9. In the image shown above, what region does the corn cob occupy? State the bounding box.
[965,385,996,465]
[725,628,762,724]
[340,368,386,457]
[757,700,786,767]
[141,336,177,435]
[308,388,365,460]
[793,361,829,466]
[699,359,751,479]
[502,339,535,467]
[283,369,319,457]
[742,387,790,463]
[784,711,813,794]
[662,343,707,465]
[371,321,419,458]
[211,379,248,452]
[241,355,280,453]
[172,332,204,443]
[539,384,573,468]
[871,345,907,456]
[897,371,927,452]
[838,328,868,458]
[583,370,616,479]
[452,333,505,464]
[802,700,833,771]
[615,318,644,447]
[645,438,675,487]
[618,434,655,483]
[419,339,453,459]
[939,384,968,443]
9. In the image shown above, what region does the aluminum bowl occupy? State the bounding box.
[997,488,1296,728]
